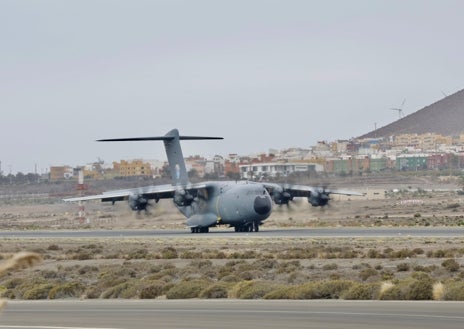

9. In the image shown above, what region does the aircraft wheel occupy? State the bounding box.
[234,226,239,232]
[253,221,259,232]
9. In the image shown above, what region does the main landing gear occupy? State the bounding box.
[191,227,209,233]
[234,221,259,233]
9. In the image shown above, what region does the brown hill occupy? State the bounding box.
[360,88,464,138]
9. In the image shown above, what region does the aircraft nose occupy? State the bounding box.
[254,195,272,215]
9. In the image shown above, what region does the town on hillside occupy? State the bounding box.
[30,131,464,183]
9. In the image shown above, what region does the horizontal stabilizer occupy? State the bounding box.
[98,136,223,142]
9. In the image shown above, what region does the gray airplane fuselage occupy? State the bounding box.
[176,181,273,229]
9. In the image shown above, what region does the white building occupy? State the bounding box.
[239,162,323,179]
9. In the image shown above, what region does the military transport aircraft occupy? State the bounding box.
[65,129,362,233]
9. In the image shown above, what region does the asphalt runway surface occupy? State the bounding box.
[1,300,463,329]
[0,227,463,239]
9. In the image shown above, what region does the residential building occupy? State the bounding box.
[50,166,74,181]
[239,162,323,180]
[113,159,153,177]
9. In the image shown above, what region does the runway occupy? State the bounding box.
[0,227,463,239]
[1,300,463,329]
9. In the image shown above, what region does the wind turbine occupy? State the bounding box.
[390,98,406,119]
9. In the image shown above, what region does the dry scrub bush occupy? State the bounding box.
[22,283,54,300]
[427,249,462,258]
[441,259,460,272]
[199,283,230,298]
[48,282,84,299]
[293,280,354,299]
[442,281,464,300]
[229,250,258,259]
[396,263,410,272]
[139,281,166,299]
[229,281,280,299]
[276,260,301,274]
[125,249,151,260]
[166,280,210,299]
[189,259,213,269]
[252,259,278,270]
[180,250,202,259]
[322,263,338,271]
[276,248,317,259]
[263,286,299,299]
[342,282,380,300]
[380,274,433,300]
[47,244,62,251]
[359,268,378,281]
[161,247,178,259]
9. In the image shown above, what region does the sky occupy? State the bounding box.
[1,0,464,174]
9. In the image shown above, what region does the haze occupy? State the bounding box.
[1,0,464,174]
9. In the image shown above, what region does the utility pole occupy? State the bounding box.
[76,168,88,224]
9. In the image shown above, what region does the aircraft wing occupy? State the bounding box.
[262,182,363,197]
[261,182,363,207]
[63,183,208,203]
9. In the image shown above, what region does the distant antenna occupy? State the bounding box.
[390,98,406,119]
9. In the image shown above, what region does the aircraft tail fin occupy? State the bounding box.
[98,129,223,186]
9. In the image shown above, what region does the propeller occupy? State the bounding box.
[271,186,293,205]
[308,187,331,207]
[128,194,153,215]
[271,186,301,212]
[173,189,195,207]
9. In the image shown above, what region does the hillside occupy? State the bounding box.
[360,88,464,138]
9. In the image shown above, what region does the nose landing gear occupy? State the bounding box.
[234,221,259,232]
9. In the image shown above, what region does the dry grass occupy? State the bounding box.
[379,281,395,297]
[0,252,42,311]
[433,282,445,300]
[0,252,42,275]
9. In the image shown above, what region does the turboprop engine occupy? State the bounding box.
[173,189,195,207]
[128,194,149,211]
[308,188,330,207]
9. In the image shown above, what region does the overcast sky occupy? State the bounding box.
[1,0,464,174]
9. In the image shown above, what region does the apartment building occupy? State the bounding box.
[113,159,153,177]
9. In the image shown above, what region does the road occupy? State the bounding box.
[0,227,463,239]
[1,300,463,329]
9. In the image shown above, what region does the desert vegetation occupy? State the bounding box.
[1,236,464,300]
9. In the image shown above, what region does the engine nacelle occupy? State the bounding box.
[271,188,293,205]
[174,189,194,207]
[308,191,330,207]
[128,194,149,211]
